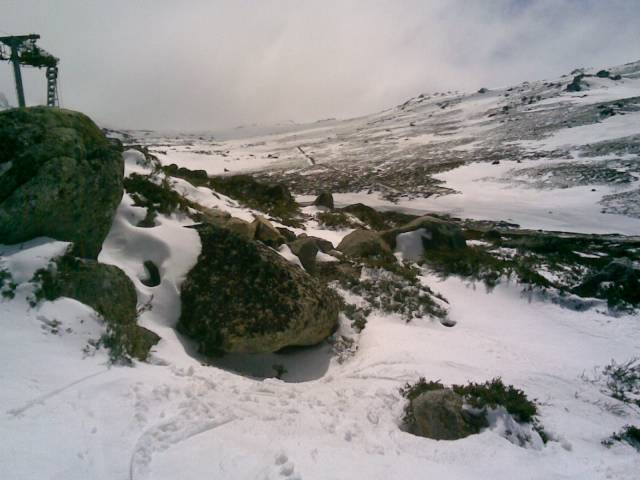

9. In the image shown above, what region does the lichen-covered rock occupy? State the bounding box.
[225,217,255,239]
[337,229,393,260]
[36,254,159,361]
[178,224,341,355]
[383,216,466,251]
[251,215,285,247]
[409,389,486,440]
[0,107,124,258]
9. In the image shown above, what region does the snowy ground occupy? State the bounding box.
[2,233,640,479]
[3,61,640,479]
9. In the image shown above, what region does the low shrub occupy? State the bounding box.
[399,377,539,429]
[452,378,538,423]
[603,425,640,451]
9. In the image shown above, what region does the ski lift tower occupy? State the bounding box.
[0,34,59,107]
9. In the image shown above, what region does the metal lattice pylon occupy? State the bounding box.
[0,34,60,107]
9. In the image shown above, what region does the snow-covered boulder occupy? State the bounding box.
[177,223,341,355]
[0,107,124,258]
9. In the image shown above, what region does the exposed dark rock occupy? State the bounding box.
[314,191,334,209]
[141,260,161,287]
[596,70,610,78]
[277,227,298,242]
[162,163,209,185]
[288,237,319,272]
[295,234,334,253]
[178,224,341,355]
[288,235,334,272]
[0,107,124,258]
[382,216,467,251]
[566,74,585,92]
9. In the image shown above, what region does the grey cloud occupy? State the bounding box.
[1,0,638,130]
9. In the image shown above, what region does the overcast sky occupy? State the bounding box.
[1,0,639,131]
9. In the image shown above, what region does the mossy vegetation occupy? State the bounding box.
[424,227,640,310]
[209,174,300,223]
[0,268,17,299]
[124,173,194,226]
[317,254,448,328]
[452,378,538,423]
[400,377,540,431]
[316,211,359,229]
[597,357,640,407]
[603,425,640,451]
[32,254,159,362]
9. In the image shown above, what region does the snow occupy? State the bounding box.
[519,111,640,150]
[0,238,70,283]
[3,200,640,479]
[278,244,305,269]
[331,160,640,235]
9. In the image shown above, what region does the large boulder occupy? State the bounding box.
[408,389,486,440]
[337,229,393,260]
[37,254,159,360]
[382,216,466,251]
[178,224,341,355]
[0,107,123,258]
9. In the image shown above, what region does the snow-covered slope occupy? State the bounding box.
[122,60,640,235]
[3,61,640,479]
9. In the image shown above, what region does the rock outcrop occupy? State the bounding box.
[337,229,393,260]
[251,215,286,247]
[382,216,466,251]
[0,107,123,258]
[314,191,334,209]
[407,389,487,440]
[287,235,333,273]
[178,223,341,355]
